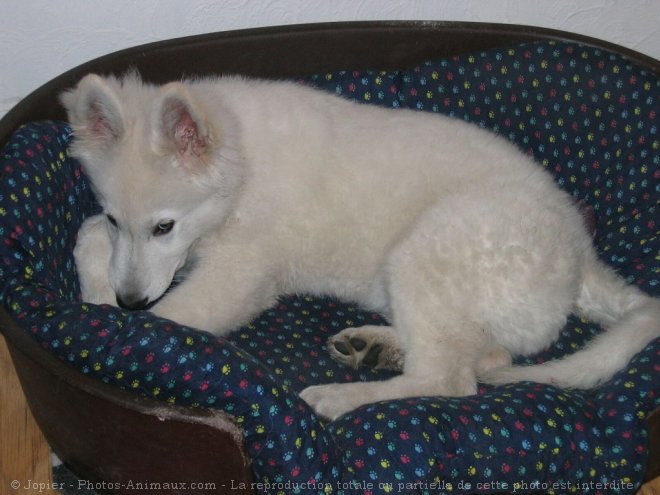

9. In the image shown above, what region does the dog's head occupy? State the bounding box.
[61,73,243,309]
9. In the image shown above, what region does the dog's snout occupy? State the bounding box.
[116,294,149,311]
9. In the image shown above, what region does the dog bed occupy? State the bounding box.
[1,29,659,494]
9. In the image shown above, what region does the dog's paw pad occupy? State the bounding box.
[332,336,368,356]
[333,340,351,356]
[349,337,366,351]
[327,326,402,371]
[362,344,383,367]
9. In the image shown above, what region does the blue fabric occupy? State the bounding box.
[1,40,658,494]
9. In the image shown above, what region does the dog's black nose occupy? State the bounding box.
[116,294,149,310]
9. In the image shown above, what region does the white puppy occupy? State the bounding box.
[63,73,660,420]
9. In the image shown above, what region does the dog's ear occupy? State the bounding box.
[152,83,214,174]
[60,74,124,143]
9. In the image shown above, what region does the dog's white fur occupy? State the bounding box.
[63,73,660,420]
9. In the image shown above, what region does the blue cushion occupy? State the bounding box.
[1,40,658,494]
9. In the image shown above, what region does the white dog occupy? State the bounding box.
[63,73,660,420]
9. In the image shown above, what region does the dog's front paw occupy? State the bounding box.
[75,215,115,305]
[328,325,403,371]
[151,297,207,330]
[299,384,364,421]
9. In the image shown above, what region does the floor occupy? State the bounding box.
[53,465,98,495]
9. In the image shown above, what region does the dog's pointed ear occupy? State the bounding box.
[60,74,124,143]
[152,83,214,174]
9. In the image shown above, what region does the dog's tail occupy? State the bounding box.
[482,258,660,389]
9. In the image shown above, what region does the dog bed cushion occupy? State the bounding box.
[1,40,658,494]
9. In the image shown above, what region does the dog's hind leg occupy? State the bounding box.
[328,325,511,375]
[301,316,487,420]
[302,202,497,419]
[302,190,582,419]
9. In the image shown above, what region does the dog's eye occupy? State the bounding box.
[106,214,118,227]
[153,220,175,236]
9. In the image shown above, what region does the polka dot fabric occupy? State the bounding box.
[1,41,658,494]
